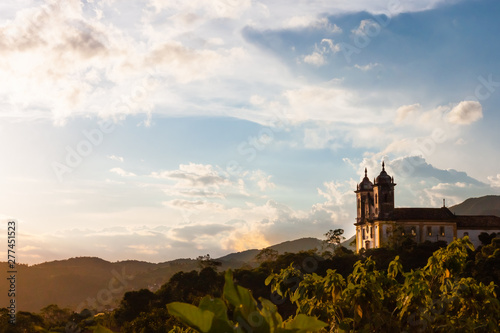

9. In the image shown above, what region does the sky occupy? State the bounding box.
[0,0,499,265]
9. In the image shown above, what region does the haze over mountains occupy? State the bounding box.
[2,195,498,313]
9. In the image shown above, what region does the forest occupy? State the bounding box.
[0,231,499,333]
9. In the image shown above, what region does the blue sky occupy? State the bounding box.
[0,0,499,264]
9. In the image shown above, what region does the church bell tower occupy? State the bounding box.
[355,168,374,223]
[373,162,396,219]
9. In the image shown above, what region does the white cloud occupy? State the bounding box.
[148,0,251,20]
[283,86,365,123]
[352,19,380,36]
[110,167,136,177]
[107,155,124,162]
[446,101,483,125]
[488,174,500,187]
[248,170,276,191]
[395,103,421,124]
[321,38,340,53]
[302,39,340,67]
[151,163,229,188]
[354,62,379,71]
[303,52,326,66]
[164,199,225,211]
[284,16,342,32]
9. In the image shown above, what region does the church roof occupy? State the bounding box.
[375,161,392,185]
[456,215,500,229]
[357,168,373,191]
[393,207,456,221]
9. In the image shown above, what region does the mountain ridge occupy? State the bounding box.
[0,236,343,312]
[448,195,500,216]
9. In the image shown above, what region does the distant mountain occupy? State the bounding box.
[217,237,327,267]
[217,236,356,266]
[449,195,500,216]
[1,237,355,312]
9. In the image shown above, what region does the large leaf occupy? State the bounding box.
[198,296,234,332]
[259,298,283,330]
[223,270,258,316]
[167,302,214,333]
[224,270,270,333]
[283,314,327,332]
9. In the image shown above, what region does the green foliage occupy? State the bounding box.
[267,238,500,332]
[256,248,279,262]
[167,270,327,333]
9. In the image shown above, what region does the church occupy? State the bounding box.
[354,162,500,252]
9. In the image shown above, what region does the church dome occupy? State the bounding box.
[358,168,373,190]
[375,162,392,184]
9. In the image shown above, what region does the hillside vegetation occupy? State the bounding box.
[2,232,499,332]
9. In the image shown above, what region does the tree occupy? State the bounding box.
[255,248,279,262]
[39,304,72,330]
[266,238,500,332]
[167,270,327,333]
[196,254,222,270]
[324,229,345,248]
[114,289,157,325]
[478,232,497,246]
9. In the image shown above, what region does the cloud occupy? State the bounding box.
[352,19,380,36]
[302,39,340,67]
[303,52,326,66]
[148,0,251,20]
[164,199,225,210]
[151,163,228,187]
[395,103,421,124]
[354,63,379,71]
[488,174,500,187]
[284,16,342,32]
[283,85,365,123]
[172,223,234,242]
[110,168,136,177]
[446,101,483,125]
[248,170,276,191]
[390,156,485,185]
[145,42,243,83]
[107,155,124,162]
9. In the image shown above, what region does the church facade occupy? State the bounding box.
[354,163,500,252]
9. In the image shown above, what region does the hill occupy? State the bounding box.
[449,195,500,216]
[0,237,339,312]
[217,237,327,267]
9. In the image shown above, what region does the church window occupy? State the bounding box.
[440,226,445,237]
[427,226,432,236]
[411,227,416,236]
